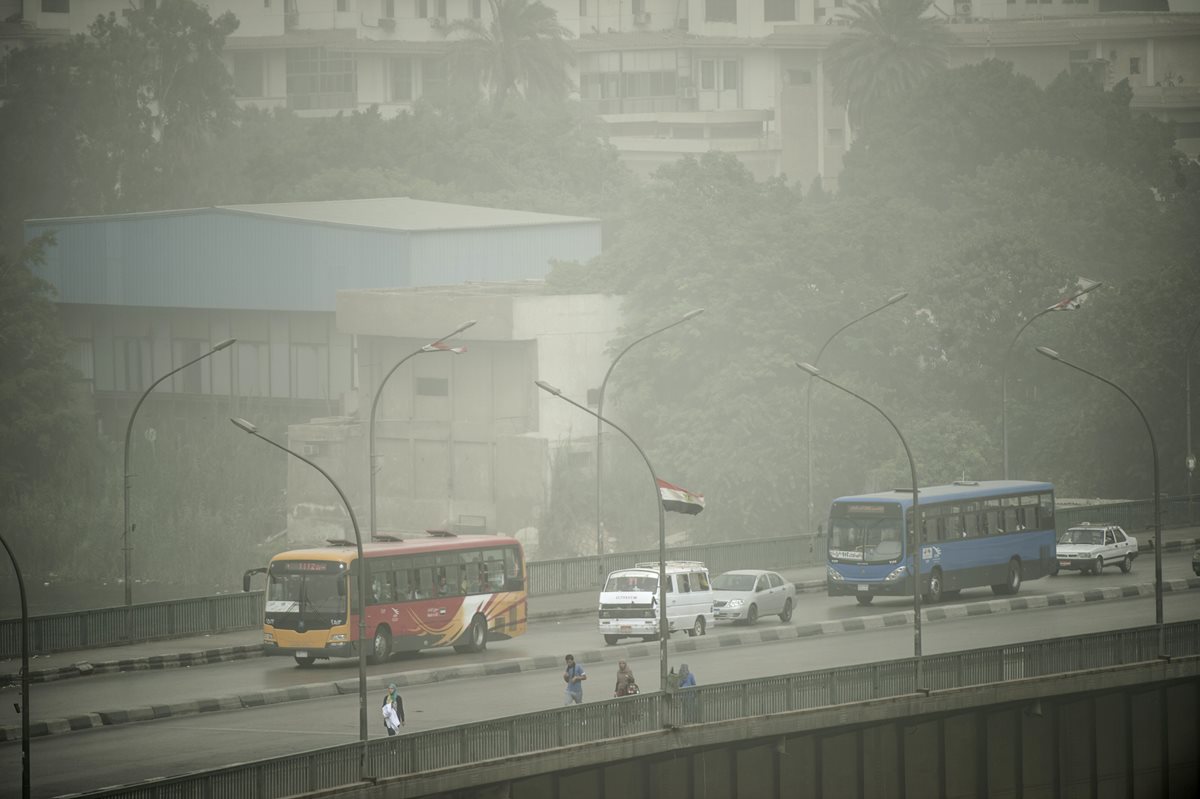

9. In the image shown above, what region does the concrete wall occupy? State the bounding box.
[347,658,1199,799]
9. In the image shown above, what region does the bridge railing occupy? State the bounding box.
[71,619,1200,799]
[4,491,1193,657]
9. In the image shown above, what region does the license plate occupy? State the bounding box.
[1059,561,1069,567]
[619,626,632,633]
[295,650,308,658]
[857,584,869,592]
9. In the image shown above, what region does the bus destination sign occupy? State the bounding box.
[836,503,894,515]
[275,560,342,574]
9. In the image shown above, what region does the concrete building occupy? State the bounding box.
[3,2,1197,185]
[24,197,601,427]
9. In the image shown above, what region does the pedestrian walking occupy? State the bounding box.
[614,660,637,697]
[562,654,587,705]
[677,663,699,723]
[382,682,405,735]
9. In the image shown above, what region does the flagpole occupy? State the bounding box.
[537,381,672,695]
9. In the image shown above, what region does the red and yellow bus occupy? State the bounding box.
[244,531,527,667]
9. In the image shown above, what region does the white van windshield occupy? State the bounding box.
[604,573,658,593]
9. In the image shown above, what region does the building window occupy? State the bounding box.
[68,339,94,382]
[472,0,482,18]
[1129,57,1141,75]
[765,0,795,21]
[436,0,447,18]
[787,68,812,85]
[417,0,428,17]
[422,56,447,101]
[233,52,265,98]
[115,338,152,393]
[416,377,448,397]
[172,340,210,394]
[291,343,329,400]
[236,342,270,398]
[632,0,645,15]
[382,0,395,18]
[286,47,356,111]
[390,57,413,102]
[337,0,348,10]
[705,0,736,23]
[41,0,69,12]
[579,0,587,16]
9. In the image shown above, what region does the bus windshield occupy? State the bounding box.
[267,568,345,614]
[828,516,904,563]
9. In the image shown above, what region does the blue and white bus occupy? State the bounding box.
[825,480,1055,606]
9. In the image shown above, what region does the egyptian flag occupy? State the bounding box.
[1046,277,1101,311]
[657,478,705,515]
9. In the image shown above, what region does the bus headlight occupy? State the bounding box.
[885,566,908,581]
[827,567,845,582]
[262,632,275,642]
[329,633,348,641]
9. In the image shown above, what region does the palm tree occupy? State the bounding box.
[445,0,575,112]
[825,0,953,132]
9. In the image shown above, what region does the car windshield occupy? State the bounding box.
[1061,529,1103,546]
[604,574,658,593]
[713,574,757,591]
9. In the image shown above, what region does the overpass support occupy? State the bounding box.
[335,657,1198,799]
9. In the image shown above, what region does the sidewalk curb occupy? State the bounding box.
[4,575,1196,744]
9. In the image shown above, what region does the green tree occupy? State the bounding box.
[0,0,238,251]
[825,0,952,131]
[445,0,575,112]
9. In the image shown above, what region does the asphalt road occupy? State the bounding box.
[2,568,1198,798]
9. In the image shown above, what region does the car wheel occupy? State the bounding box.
[746,604,759,626]
[604,634,620,646]
[779,598,793,623]
[688,616,706,637]
[294,654,316,668]
[855,595,874,606]
[1119,555,1132,574]
[368,626,392,664]
[1049,560,1059,577]
[1093,556,1104,575]
[925,569,944,603]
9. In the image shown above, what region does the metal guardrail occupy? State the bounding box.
[70,619,1200,799]
[3,493,1192,657]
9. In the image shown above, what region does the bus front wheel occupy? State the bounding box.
[294,654,316,668]
[855,595,874,606]
[924,569,944,603]
[369,626,392,664]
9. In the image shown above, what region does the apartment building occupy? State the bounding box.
[4,1,1198,184]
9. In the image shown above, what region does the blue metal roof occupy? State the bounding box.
[25,200,602,312]
[834,481,1056,509]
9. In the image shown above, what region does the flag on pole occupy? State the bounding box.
[1046,277,1101,312]
[422,342,467,353]
[657,478,705,515]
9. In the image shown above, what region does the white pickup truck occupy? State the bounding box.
[1052,523,1138,575]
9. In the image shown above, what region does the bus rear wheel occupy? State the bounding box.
[454,615,488,654]
[369,626,392,664]
[604,634,620,646]
[992,559,1022,596]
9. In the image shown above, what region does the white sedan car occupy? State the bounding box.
[1053,524,1138,575]
[712,569,795,625]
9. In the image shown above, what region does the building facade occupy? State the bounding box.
[4,2,1197,185]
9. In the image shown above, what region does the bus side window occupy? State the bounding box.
[963,513,980,538]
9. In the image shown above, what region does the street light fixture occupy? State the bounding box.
[805,293,907,534]
[537,379,671,694]
[0,532,31,799]
[123,337,235,607]
[1185,320,1200,524]
[796,362,924,686]
[368,321,475,538]
[596,309,703,560]
[1034,346,1163,656]
[1002,279,1102,479]
[229,416,370,772]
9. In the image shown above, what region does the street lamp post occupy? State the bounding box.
[805,293,907,534]
[0,532,31,799]
[368,321,475,538]
[1035,346,1163,656]
[537,380,671,694]
[796,362,924,686]
[1186,320,1200,524]
[1002,279,1102,479]
[595,309,703,561]
[123,338,235,607]
[229,417,370,772]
